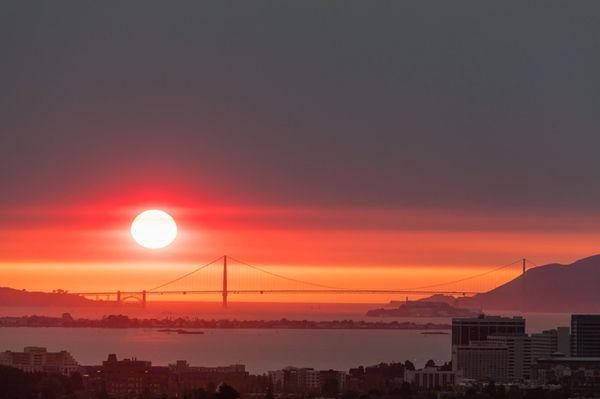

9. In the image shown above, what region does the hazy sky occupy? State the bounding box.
[2,2,600,296]
[3,1,600,209]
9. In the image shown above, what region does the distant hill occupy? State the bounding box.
[0,287,99,307]
[455,254,600,312]
[417,294,458,306]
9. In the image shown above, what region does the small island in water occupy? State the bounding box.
[366,300,480,318]
[157,328,204,335]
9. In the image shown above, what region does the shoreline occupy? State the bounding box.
[0,315,451,330]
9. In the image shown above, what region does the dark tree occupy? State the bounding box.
[322,378,340,397]
[399,382,412,399]
[216,382,240,399]
[425,359,436,368]
[94,387,110,399]
[342,389,360,399]
[69,372,84,390]
[438,362,452,371]
[389,382,412,399]
[0,366,78,399]
[192,388,212,399]
[404,360,415,371]
[483,382,497,398]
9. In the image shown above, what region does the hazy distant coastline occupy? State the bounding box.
[0,287,109,307]
[0,314,450,330]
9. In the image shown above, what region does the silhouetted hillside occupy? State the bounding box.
[417,294,458,305]
[0,287,98,307]
[457,254,600,312]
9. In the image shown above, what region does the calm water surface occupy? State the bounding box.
[0,303,570,373]
[0,328,450,373]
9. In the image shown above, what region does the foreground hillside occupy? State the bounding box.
[456,254,600,312]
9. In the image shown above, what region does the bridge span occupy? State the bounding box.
[72,256,533,307]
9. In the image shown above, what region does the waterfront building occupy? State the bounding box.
[488,334,532,381]
[404,367,458,389]
[269,367,345,394]
[169,360,248,392]
[452,315,525,346]
[269,367,319,393]
[100,354,169,399]
[571,315,600,357]
[452,340,509,382]
[0,346,78,375]
[320,369,347,393]
[169,360,246,374]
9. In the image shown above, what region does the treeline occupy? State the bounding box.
[0,366,84,399]
[341,384,572,399]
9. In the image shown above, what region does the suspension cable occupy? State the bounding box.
[525,258,540,268]
[228,256,348,290]
[396,259,523,291]
[148,255,224,292]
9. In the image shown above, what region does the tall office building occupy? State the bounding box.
[571,315,600,357]
[452,315,525,346]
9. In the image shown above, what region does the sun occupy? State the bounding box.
[131,209,177,249]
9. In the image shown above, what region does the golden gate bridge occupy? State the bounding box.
[72,256,536,307]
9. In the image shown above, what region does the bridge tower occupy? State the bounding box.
[142,290,147,308]
[116,290,121,305]
[521,258,526,313]
[222,255,228,307]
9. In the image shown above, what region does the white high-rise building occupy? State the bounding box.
[488,334,532,381]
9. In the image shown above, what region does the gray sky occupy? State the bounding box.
[2,2,600,211]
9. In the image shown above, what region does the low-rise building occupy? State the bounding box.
[0,346,78,375]
[100,354,169,399]
[533,354,600,390]
[320,369,347,394]
[404,367,458,389]
[169,360,248,392]
[268,367,346,394]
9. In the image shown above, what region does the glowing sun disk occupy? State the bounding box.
[131,210,177,249]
